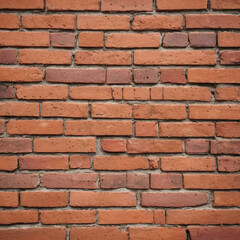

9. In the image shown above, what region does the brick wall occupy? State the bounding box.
[0,0,240,239]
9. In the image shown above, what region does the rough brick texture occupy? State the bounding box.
[0,1,239,239]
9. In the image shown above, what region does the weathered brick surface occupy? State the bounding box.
[0,1,239,239]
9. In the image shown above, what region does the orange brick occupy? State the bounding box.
[123,87,150,100]
[102,0,152,11]
[19,155,68,170]
[132,15,183,30]
[0,0,44,9]
[211,0,240,9]
[77,15,130,30]
[34,138,96,153]
[134,50,216,65]
[65,120,132,136]
[215,87,240,101]
[157,0,207,10]
[0,31,49,47]
[70,191,136,207]
[214,192,240,207]
[75,51,131,65]
[0,67,43,82]
[79,32,103,47]
[19,50,71,65]
[135,121,158,137]
[21,192,68,207]
[101,139,127,152]
[98,210,153,224]
[16,85,68,100]
[70,155,91,169]
[0,14,19,29]
[218,32,240,47]
[106,33,160,48]
[7,120,63,135]
[22,15,75,29]
[0,103,39,116]
[0,192,18,207]
[0,156,18,171]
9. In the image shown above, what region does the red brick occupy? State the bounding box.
[51,33,75,48]
[157,0,207,10]
[79,32,103,48]
[0,156,18,171]
[133,104,186,120]
[215,87,240,101]
[164,87,211,101]
[77,15,130,30]
[70,227,128,240]
[0,228,66,240]
[188,69,240,83]
[22,15,75,29]
[101,139,127,152]
[99,210,153,224]
[0,192,18,207]
[16,85,68,100]
[189,105,240,120]
[123,87,150,100]
[218,32,240,47]
[0,67,43,82]
[211,140,240,155]
[7,120,63,135]
[0,0,44,9]
[154,211,165,225]
[161,157,215,172]
[220,51,240,65]
[160,122,214,137]
[70,155,91,169]
[151,174,182,189]
[142,192,208,207]
[127,173,149,189]
[132,15,183,30]
[0,120,4,133]
[65,120,132,136]
[19,50,71,65]
[188,227,240,240]
[46,0,99,11]
[0,85,14,98]
[0,31,49,47]
[21,192,68,207]
[70,191,136,207]
[186,139,209,154]
[106,33,160,48]
[216,122,240,137]
[19,155,68,170]
[100,173,126,189]
[134,50,216,65]
[218,157,240,172]
[214,192,240,207]
[128,139,183,154]
[107,69,131,84]
[42,102,88,118]
[71,87,111,100]
[211,0,240,9]
[134,69,159,84]
[163,33,188,47]
[167,209,240,225]
[91,103,132,118]
[42,173,98,189]
[94,156,150,170]
[0,210,38,225]
[189,32,216,47]
[135,121,158,137]
[129,227,186,240]
[160,69,186,84]
[0,14,18,29]
[75,51,131,65]
[0,138,32,153]
[0,174,39,189]
[34,138,96,153]
[184,174,240,189]
[41,210,96,224]
[46,68,105,83]
[186,14,240,29]
[102,0,152,11]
